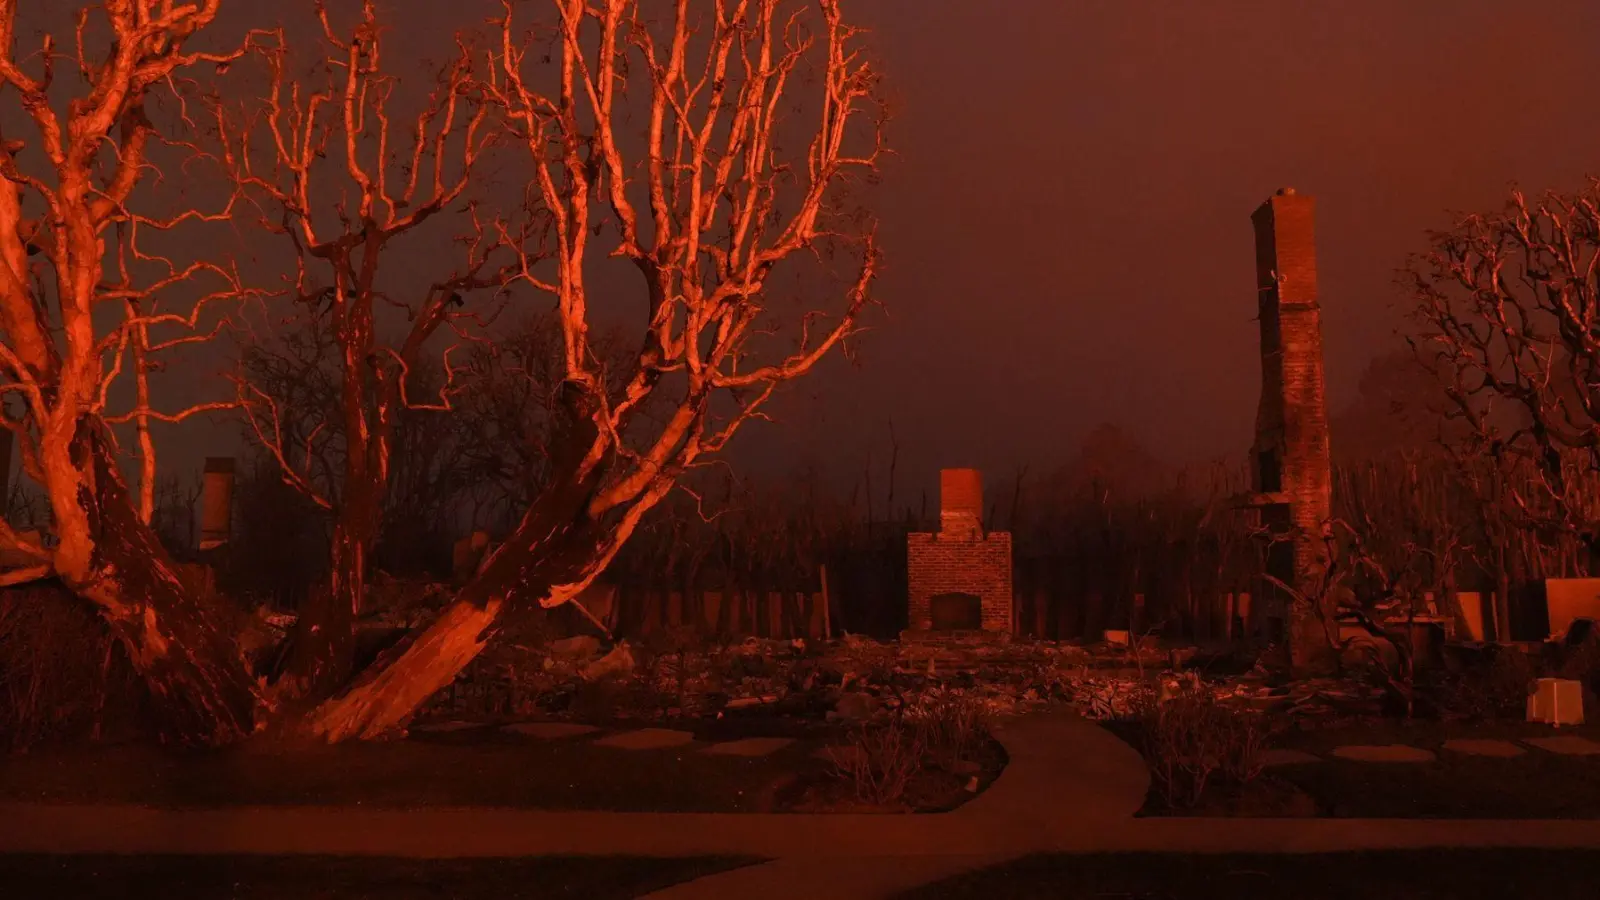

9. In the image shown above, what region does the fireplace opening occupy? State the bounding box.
[929,592,982,631]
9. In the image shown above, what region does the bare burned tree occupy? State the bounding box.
[221,1,514,702]
[0,1,271,745]
[1408,182,1600,551]
[308,0,884,740]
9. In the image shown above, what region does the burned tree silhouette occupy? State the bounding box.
[0,1,274,745]
[221,1,515,703]
[309,0,885,739]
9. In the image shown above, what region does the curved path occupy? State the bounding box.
[5,712,1600,897]
[0,714,1146,860]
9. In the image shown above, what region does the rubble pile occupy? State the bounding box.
[422,632,1252,724]
[1205,674,1389,719]
[252,605,1393,728]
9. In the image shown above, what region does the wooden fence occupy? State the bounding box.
[583,584,832,642]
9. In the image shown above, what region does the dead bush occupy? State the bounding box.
[363,577,454,628]
[827,717,927,807]
[0,582,146,750]
[1560,634,1600,689]
[1444,646,1538,720]
[1140,687,1271,809]
[904,688,988,773]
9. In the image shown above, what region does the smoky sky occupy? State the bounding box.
[730,0,1600,501]
[19,0,1600,508]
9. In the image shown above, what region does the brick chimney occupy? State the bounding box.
[939,467,984,540]
[1250,188,1334,673]
[907,468,1013,635]
[199,456,235,551]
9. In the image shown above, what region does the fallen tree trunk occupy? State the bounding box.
[69,429,264,747]
[306,594,505,742]
[307,514,606,742]
[308,415,610,741]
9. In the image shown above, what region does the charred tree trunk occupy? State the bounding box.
[284,502,371,702]
[285,238,390,704]
[308,397,609,741]
[71,429,261,746]
[308,474,605,740]
[718,569,736,637]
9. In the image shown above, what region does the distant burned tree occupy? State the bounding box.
[227,453,331,599]
[309,0,885,740]
[454,310,639,530]
[1329,351,1458,462]
[221,1,514,701]
[1332,454,1474,609]
[0,1,271,744]
[150,473,204,559]
[1407,182,1600,550]
[237,319,481,580]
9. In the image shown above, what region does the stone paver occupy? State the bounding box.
[1261,748,1322,767]
[813,744,862,764]
[410,720,479,733]
[1331,744,1436,763]
[592,728,695,751]
[641,854,1011,900]
[501,722,600,740]
[1442,738,1525,758]
[1524,736,1600,756]
[702,737,795,757]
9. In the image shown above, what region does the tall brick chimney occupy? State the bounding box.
[1250,188,1334,674]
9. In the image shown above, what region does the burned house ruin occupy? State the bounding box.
[907,468,1013,635]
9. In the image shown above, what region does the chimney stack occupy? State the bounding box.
[199,457,235,551]
[1250,188,1334,674]
[907,467,1013,635]
[938,468,983,540]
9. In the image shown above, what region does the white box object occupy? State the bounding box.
[1527,678,1585,726]
[1543,578,1600,639]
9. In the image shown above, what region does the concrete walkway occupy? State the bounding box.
[5,712,1600,898]
[0,713,1149,860]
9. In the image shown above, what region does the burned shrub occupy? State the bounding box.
[0,582,147,750]
[903,688,988,774]
[826,716,928,807]
[1559,633,1600,689]
[1442,645,1539,720]
[1140,686,1271,810]
[819,689,998,809]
